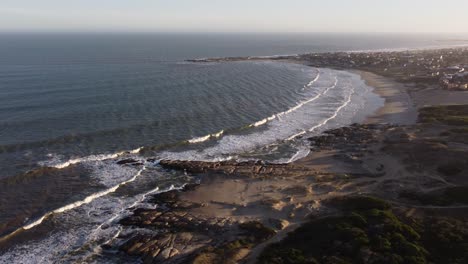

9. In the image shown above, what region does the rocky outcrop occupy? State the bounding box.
[159,159,315,178]
[118,184,279,264]
[308,123,392,151]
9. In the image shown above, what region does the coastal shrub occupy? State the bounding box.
[258,196,426,264]
[239,221,276,242]
[258,248,315,264]
[414,217,468,264]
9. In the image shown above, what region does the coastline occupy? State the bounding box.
[111,69,423,263]
[114,53,468,262]
[2,47,468,263]
[357,70,418,125]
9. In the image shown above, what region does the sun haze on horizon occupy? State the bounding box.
[1,0,467,33]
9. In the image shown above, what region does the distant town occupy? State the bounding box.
[295,48,468,91]
[191,48,468,91]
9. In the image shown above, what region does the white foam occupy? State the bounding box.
[251,114,277,127]
[50,153,122,169]
[286,147,311,163]
[87,183,186,252]
[129,147,142,154]
[286,131,306,141]
[42,146,143,169]
[307,71,321,87]
[279,77,338,118]
[188,135,211,144]
[3,165,147,240]
[159,69,359,162]
[0,181,190,263]
[187,129,224,144]
[309,85,355,133]
[250,72,332,128]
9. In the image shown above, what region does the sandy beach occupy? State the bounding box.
[358,71,418,125]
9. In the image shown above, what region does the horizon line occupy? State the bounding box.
[1,31,468,35]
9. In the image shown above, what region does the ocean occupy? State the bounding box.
[0,33,467,262]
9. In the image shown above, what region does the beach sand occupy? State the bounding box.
[357,71,418,125]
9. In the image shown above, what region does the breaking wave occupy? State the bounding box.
[41,147,142,169]
[1,165,147,242]
[187,130,224,144]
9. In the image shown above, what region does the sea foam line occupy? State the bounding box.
[45,147,143,169]
[287,148,311,163]
[251,114,277,127]
[0,165,147,243]
[251,73,338,128]
[286,83,353,141]
[84,183,188,259]
[277,76,338,119]
[308,86,354,133]
[42,72,325,169]
[187,130,224,144]
[307,71,321,87]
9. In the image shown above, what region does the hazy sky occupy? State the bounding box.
[1,0,467,33]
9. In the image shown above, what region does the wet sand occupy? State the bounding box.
[357,71,418,125]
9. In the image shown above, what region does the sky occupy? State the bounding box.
[1,0,468,33]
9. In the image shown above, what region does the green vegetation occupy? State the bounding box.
[239,221,276,242]
[258,196,468,264]
[414,217,468,264]
[400,186,468,206]
[259,196,426,264]
[419,105,468,126]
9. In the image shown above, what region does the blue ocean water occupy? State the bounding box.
[0,33,467,262]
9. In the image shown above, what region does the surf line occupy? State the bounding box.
[46,147,143,169]
[187,73,328,144]
[307,71,321,87]
[251,74,338,129]
[78,183,189,260]
[187,130,224,144]
[0,165,147,243]
[302,70,321,90]
[286,84,354,141]
[308,86,354,133]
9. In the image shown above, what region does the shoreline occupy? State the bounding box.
[111,70,423,262]
[357,70,418,125]
[113,52,468,262]
[2,47,468,263]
